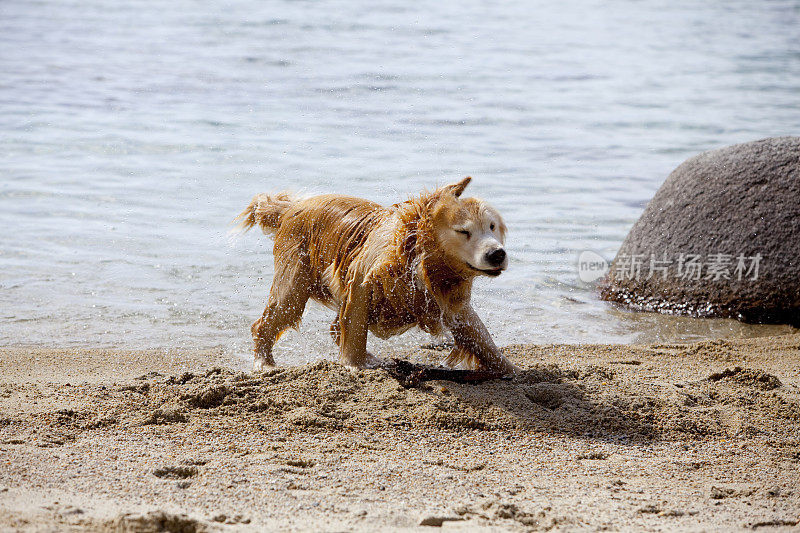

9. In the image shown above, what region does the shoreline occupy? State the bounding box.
[2,334,799,531]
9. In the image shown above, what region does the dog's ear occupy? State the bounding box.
[442,176,471,198]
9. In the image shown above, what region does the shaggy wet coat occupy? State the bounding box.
[236,177,516,374]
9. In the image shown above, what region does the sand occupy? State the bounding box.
[1,335,799,532]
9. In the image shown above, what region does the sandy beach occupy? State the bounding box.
[1,335,799,532]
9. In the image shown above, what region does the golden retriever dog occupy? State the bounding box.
[235,177,517,374]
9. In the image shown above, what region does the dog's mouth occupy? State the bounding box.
[466,263,504,277]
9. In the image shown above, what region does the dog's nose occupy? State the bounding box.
[485,248,506,267]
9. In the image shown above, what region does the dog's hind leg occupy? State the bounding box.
[251,259,311,372]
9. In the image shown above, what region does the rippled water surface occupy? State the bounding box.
[2,0,799,362]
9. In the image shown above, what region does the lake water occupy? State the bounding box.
[2,0,798,363]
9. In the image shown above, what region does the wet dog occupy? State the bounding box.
[236,177,516,374]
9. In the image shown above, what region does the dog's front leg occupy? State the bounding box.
[445,305,517,375]
[337,277,375,368]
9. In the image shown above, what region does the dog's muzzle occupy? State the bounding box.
[485,248,506,268]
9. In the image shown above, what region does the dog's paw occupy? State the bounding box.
[362,353,388,369]
[253,356,275,373]
[339,351,386,370]
[494,359,520,376]
[446,355,519,376]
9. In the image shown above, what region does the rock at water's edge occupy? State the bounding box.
[600,136,800,326]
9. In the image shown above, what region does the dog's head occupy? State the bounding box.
[430,177,508,277]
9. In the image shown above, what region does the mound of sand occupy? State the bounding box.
[1,335,799,531]
[14,345,797,442]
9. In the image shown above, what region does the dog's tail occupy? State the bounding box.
[233,192,294,235]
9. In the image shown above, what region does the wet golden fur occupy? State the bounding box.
[235,177,516,374]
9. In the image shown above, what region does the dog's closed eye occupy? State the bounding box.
[455,229,471,239]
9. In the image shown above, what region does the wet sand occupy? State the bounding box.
[1,335,799,531]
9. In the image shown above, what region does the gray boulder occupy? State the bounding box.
[600,137,800,326]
